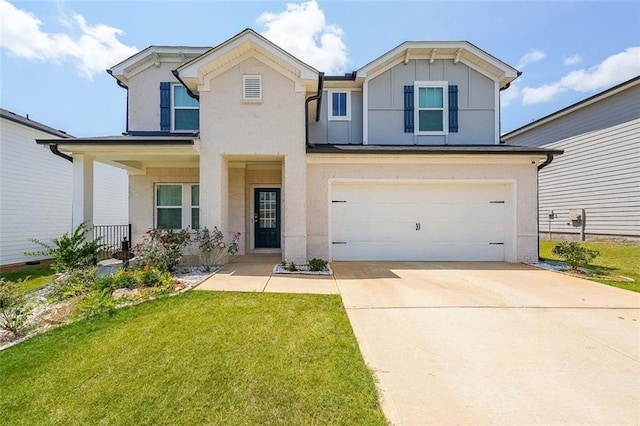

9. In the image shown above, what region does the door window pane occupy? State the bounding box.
[259,191,277,229]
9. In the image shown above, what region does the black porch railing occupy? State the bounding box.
[94,224,131,260]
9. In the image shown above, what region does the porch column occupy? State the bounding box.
[200,152,228,236]
[72,153,94,237]
[283,155,307,263]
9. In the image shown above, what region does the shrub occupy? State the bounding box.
[287,262,298,272]
[191,227,241,271]
[0,277,32,337]
[25,223,108,272]
[308,258,328,272]
[47,268,97,301]
[552,242,600,271]
[133,228,190,272]
[74,290,116,319]
[94,266,173,291]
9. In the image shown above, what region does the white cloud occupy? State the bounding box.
[0,0,138,78]
[257,0,348,74]
[500,81,520,107]
[563,54,582,65]
[522,46,640,104]
[517,49,545,69]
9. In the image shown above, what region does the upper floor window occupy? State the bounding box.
[172,85,199,131]
[414,81,448,135]
[243,75,262,103]
[328,90,350,121]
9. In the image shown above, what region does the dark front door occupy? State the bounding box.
[254,188,281,249]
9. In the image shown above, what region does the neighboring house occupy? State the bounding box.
[503,76,640,240]
[36,29,561,263]
[0,109,129,267]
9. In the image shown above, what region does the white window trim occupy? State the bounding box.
[243,74,263,103]
[171,84,199,132]
[155,183,199,229]
[328,90,351,121]
[414,81,448,136]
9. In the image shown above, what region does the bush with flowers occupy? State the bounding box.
[191,227,241,271]
[132,228,190,272]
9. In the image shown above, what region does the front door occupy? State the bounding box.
[254,188,281,249]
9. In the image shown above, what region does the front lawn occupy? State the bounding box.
[540,240,640,293]
[0,291,386,425]
[0,263,55,293]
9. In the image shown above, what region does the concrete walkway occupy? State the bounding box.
[195,254,338,294]
[334,261,640,425]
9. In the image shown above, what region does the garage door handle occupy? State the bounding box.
[332,241,347,245]
[416,223,421,231]
[489,242,504,245]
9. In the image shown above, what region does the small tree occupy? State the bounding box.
[552,241,600,271]
[0,278,31,338]
[25,223,107,272]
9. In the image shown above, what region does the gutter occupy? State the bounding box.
[171,70,199,101]
[305,72,325,147]
[50,144,73,163]
[106,69,130,133]
[537,153,554,170]
[536,153,555,261]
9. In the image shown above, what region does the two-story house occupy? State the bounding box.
[37,28,561,263]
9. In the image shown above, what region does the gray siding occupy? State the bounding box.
[309,90,362,144]
[367,59,496,145]
[506,84,640,237]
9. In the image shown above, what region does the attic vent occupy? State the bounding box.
[243,75,262,102]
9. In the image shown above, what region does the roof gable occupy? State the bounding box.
[175,29,319,93]
[357,41,520,89]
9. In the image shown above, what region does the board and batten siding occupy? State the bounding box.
[367,59,496,145]
[0,118,129,266]
[308,90,363,144]
[504,83,640,238]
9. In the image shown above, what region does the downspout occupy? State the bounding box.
[305,72,324,147]
[536,153,555,261]
[106,69,129,133]
[50,144,73,163]
[171,70,199,100]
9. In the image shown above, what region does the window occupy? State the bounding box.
[328,90,350,120]
[243,75,262,102]
[414,81,448,135]
[172,85,199,131]
[155,183,199,229]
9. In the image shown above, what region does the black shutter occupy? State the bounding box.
[448,85,458,133]
[404,85,414,133]
[160,82,171,131]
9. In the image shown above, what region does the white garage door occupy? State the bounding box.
[330,182,510,261]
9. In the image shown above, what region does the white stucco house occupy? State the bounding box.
[0,109,129,267]
[503,76,639,240]
[36,29,561,263]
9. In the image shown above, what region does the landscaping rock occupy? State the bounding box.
[112,288,141,299]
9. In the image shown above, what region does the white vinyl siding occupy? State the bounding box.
[504,83,640,237]
[0,117,128,266]
[330,181,510,261]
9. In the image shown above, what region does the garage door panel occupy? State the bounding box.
[330,182,510,261]
[335,202,504,224]
[332,242,505,261]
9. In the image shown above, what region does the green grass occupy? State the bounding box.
[0,291,386,425]
[540,240,640,293]
[0,263,55,293]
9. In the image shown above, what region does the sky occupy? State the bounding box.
[1,0,639,137]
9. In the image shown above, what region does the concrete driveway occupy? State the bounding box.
[333,262,640,425]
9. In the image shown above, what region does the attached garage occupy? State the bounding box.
[329,180,515,261]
